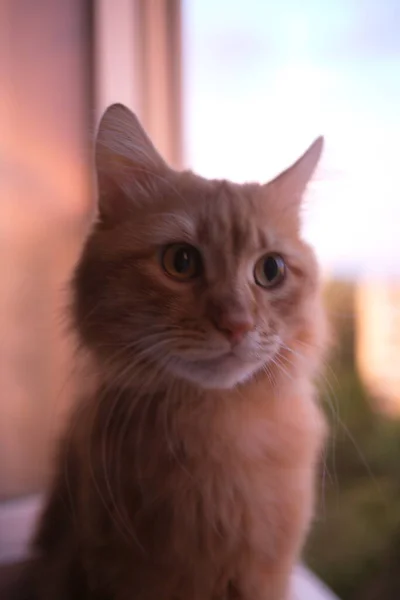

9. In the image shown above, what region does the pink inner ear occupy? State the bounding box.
[97,184,133,227]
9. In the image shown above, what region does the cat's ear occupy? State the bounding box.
[95,103,170,224]
[268,136,324,208]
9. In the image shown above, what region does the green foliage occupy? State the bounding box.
[305,280,400,599]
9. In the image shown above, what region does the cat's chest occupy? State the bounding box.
[173,392,324,555]
[187,388,323,483]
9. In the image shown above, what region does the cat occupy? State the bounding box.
[22,104,328,600]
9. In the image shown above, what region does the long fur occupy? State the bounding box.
[24,104,328,600]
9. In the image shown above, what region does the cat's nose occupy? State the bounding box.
[214,314,254,345]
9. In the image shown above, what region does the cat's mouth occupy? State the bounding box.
[208,346,257,363]
[163,332,283,389]
[197,350,247,367]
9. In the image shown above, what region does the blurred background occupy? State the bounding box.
[1,1,400,599]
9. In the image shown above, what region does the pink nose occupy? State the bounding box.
[214,314,254,345]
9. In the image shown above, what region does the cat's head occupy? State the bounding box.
[73,104,325,391]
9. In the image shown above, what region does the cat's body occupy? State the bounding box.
[24,105,328,600]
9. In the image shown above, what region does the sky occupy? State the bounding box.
[183,0,400,278]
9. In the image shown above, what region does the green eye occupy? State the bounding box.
[161,243,202,281]
[254,254,286,289]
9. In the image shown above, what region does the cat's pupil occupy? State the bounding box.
[174,248,191,273]
[264,256,279,281]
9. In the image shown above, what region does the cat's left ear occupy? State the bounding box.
[95,103,172,224]
[268,136,324,207]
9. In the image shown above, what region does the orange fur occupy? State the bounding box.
[27,104,328,600]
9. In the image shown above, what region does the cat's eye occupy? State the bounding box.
[161,243,202,281]
[254,254,286,289]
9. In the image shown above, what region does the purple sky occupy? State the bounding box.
[183,0,400,277]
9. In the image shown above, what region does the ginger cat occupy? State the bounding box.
[24,104,327,600]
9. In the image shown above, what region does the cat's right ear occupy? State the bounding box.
[95,103,170,224]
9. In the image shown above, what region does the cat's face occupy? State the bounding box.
[74,105,324,391]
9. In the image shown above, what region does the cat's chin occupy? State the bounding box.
[169,354,264,390]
